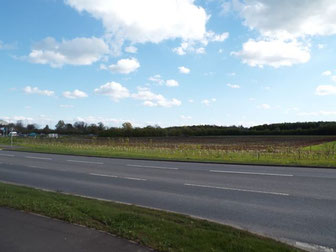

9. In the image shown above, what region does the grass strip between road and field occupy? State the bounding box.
[0,182,300,252]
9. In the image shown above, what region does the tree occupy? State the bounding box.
[122,122,133,130]
[55,120,65,131]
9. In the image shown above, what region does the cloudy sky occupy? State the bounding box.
[1,0,336,128]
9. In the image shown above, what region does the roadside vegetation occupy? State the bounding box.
[0,182,300,252]
[1,136,336,167]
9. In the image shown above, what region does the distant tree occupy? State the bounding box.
[122,122,133,130]
[55,120,65,131]
[43,125,51,134]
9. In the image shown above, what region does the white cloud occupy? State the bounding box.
[180,115,192,120]
[23,86,55,96]
[63,89,88,99]
[315,85,336,96]
[148,74,164,85]
[108,58,140,74]
[227,83,240,89]
[201,98,216,106]
[195,47,206,54]
[166,79,179,87]
[234,0,336,39]
[65,0,208,44]
[125,46,137,53]
[318,44,326,49]
[28,37,109,68]
[94,82,130,101]
[172,31,227,55]
[178,66,190,74]
[233,0,336,68]
[322,70,332,76]
[60,104,74,108]
[257,104,271,110]
[331,76,336,82]
[148,75,179,87]
[232,38,310,68]
[204,31,229,43]
[188,99,194,103]
[298,111,336,117]
[132,87,181,107]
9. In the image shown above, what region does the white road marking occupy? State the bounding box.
[27,165,49,170]
[127,164,179,170]
[90,173,118,178]
[90,173,147,181]
[0,153,15,157]
[210,170,293,177]
[25,156,52,161]
[67,160,104,165]
[184,183,289,196]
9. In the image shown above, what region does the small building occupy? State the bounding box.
[48,133,59,139]
[0,119,9,136]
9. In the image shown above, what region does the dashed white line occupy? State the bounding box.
[0,153,15,157]
[27,165,49,170]
[90,173,118,178]
[89,173,147,181]
[184,183,289,196]
[67,160,104,165]
[209,170,293,177]
[25,156,52,161]
[127,164,179,170]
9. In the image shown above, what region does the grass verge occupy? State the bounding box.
[0,182,300,252]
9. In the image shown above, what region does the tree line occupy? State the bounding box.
[3,120,336,137]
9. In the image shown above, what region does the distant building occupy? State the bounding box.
[48,133,59,139]
[0,119,9,136]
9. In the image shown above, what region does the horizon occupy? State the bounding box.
[1,1,336,128]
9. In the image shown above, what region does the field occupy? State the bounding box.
[1,135,336,167]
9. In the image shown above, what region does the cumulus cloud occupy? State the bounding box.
[65,0,207,43]
[234,0,336,39]
[28,37,109,68]
[227,83,240,89]
[94,82,130,101]
[201,98,216,106]
[232,39,310,68]
[257,104,271,110]
[23,86,55,96]
[178,66,190,74]
[124,45,138,53]
[107,58,140,74]
[180,115,192,120]
[322,70,332,76]
[315,85,336,96]
[148,75,180,87]
[132,87,181,107]
[148,74,164,85]
[233,0,336,67]
[165,79,179,87]
[63,89,88,99]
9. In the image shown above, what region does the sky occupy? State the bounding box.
[1,0,336,128]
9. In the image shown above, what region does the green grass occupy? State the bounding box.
[0,182,300,252]
[1,137,336,167]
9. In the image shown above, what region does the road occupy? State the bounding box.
[0,150,335,251]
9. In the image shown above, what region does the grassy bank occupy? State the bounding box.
[0,182,299,252]
[1,137,336,167]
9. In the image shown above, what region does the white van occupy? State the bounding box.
[9,132,18,137]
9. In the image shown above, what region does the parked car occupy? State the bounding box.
[9,132,18,137]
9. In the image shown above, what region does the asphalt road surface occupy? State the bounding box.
[0,150,335,251]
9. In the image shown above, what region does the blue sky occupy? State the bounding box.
[1,0,336,128]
